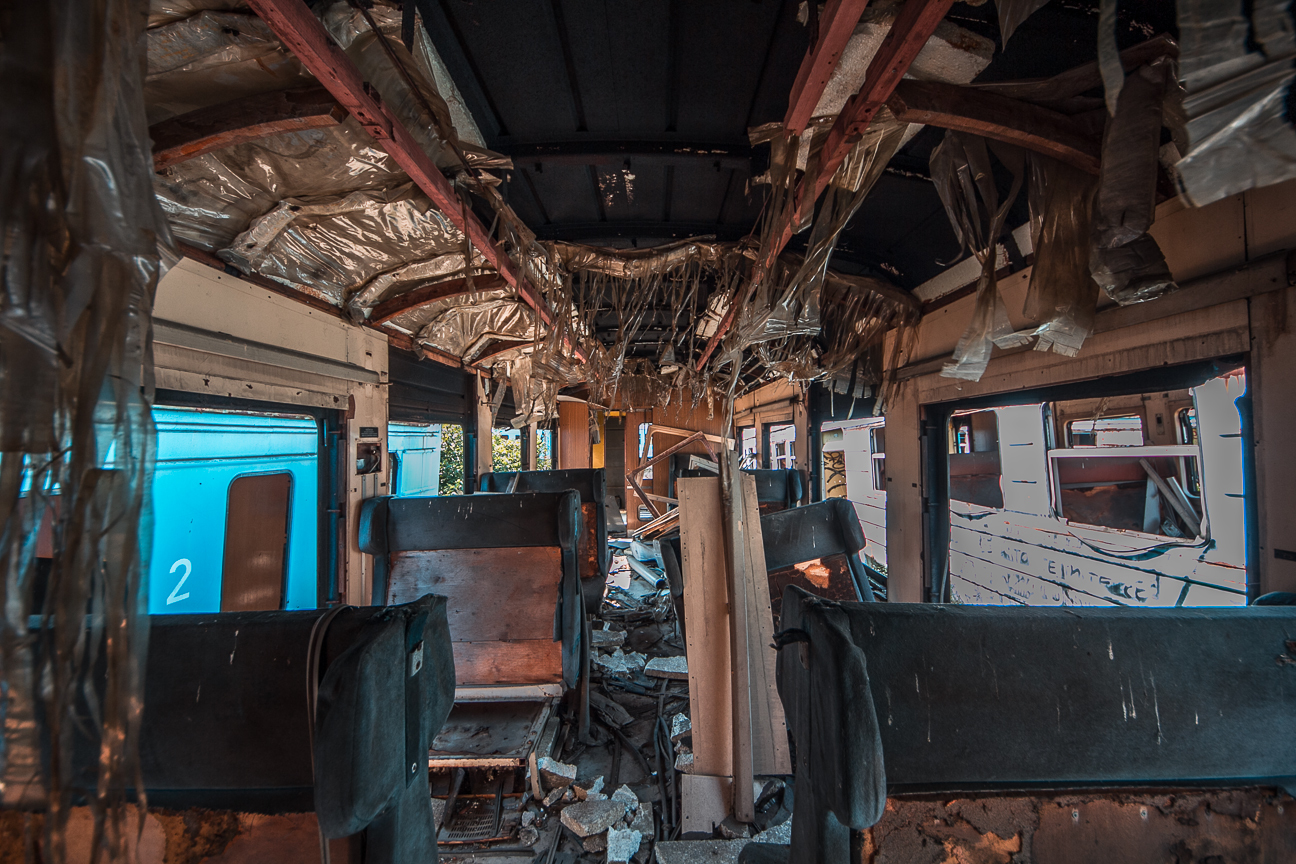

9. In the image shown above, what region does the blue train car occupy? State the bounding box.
[388,422,443,496]
[149,407,319,614]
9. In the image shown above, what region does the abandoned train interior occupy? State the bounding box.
[2,0,1296,861]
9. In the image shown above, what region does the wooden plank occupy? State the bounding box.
[150,85,346,170]
[738,473,791,776]
[387,547,562,641]
[369,274,508,325]
[452,640,563,687]
[721,458,755,821]
[887,80,1100,174]
[784,0,874,133]
[679,774,732,836]
[677,477,733,779]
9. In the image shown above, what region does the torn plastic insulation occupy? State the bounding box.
[1,1,167,860]
[931,131,1027,381]
[1022,155,1100,356]
[1172,0,1296,206]
[1091,59,1179,305]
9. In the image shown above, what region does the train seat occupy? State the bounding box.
[359,491,585,695]
[770,586,1296,864]
[668,458,805,513]
[52,598,455,863]
[479,468,608,610]
[760,498,879,628]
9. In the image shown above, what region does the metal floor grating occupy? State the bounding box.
[441,801,500,842]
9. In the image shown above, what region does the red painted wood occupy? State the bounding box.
[783,0,873,134]
[369,274,509,326]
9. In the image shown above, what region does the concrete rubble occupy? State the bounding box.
[539,756,578,788]
[562,799,629,837]
[606,827,643,864]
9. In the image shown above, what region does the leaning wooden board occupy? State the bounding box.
[677,477,733,778]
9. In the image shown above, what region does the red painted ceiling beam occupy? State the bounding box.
[369,274,509,326]
[245,0,582,360]
[783,0,873,134]
[697,0,955,369]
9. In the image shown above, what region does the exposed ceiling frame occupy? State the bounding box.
[245,0,584,364]
[783,0,873,134]
[887,80,1101,174]
[369,274,510,326]
[150,86,346,171]
[697,0,956,369]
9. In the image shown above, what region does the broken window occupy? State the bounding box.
[1067,415,1145,447]
[821,428,847,499]
[493,426,523,473]
[439,424,466,495]
[870,426,887,492]
[536,428,555,470]
[767,423,796,470]
[739,425,759,469]
[949,410,1004,509]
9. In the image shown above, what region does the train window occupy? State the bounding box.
[439,424,465,494]
[389,423,445,496]
[1176,407,1199,445]
[949,410,1003,509]
[739,426,758,469]
[1067,415,1144,447]
[768,423,796,469]
[870,426,886,492]
[221,472,291,612]
[821,429,846,499]
[536,428,554,470]
[493,427,523,473]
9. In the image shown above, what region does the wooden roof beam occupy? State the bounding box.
[697,0,954,369]
[245,0,583,361]
[887,79,1101,174]
[150,86,346,171]
[784,0,874,134]
[369,275,509,326]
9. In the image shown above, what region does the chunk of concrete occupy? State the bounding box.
[669,712,691,740]
[561,799,627,838]
[584,833,609,853]
[630,803,654,836]
[607,827,643,864]
[645,656,689,680]
[592,628,628,649]
[674,747,694,774]
[538,756,577,788]
[612,783,639,813]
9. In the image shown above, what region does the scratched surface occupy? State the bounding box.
[791,595,1296,791]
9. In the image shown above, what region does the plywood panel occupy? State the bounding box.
[1251,286,1296,594]
[452,640,563,686]
[1150,192,1246,283]
[388,547,561,642]
[739,474,791,776]
[558,401,591,469]
[677,477,733,779]
[885,379,926,603]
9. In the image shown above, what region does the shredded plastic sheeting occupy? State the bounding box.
[1,0,166,857]
[1022,156,1099,356]
[153,117,405,249]
[1091,60,1178,305]
[931,131,1027,381]
[145,10,313,123]
[220,186,466,304]
[1173,0,1296,206]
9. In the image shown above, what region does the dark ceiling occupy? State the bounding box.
[417,0,1180,291]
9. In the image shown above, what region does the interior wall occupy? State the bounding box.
[883,178,1296,600]
[557,400,591,470]
[154,257,390,608]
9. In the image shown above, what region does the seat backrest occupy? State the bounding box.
[359,491,583,690]
[480,469,608,588]
[761,498,871,627]
[744,468,805,512]
[775,586,1296,863]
